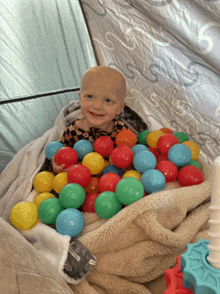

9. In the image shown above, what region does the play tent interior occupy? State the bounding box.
[0,0,220,293]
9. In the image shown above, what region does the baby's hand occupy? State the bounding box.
[52,156,70,174]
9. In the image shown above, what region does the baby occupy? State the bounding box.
[51,65,129,174]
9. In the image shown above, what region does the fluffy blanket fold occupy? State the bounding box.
[0,99,212,294]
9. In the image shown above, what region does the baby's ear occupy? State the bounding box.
[117,101,126,115]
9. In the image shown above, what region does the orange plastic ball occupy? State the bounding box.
[159,128,173,134]
[115,129,137,148]
[146,130,164,148]
[84,177,100,194]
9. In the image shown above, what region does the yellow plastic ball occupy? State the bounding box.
[10,201,38,230]
[122,170,142,180]
[33,192,56,209]
[182,141,200,160]
[146,130,164,148]
[82,152,105,175]
[52,172,68,194]
[33,171,54,193]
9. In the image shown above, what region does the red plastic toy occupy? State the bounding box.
[82,193,99,213]
[67,164,91,188]
[54,147,78,169]
[164,255,193,294]
[157,133,179,155]
[156,160,178,183]
[111,145,134,169]
[178,165,204,187]
[98,172,121,193]
[84,177,100,194]
[93,136,114,157]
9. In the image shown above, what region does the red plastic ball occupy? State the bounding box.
[115,129,137,148]
[82,193,99,213]
[54,147,78,169]
[67,164,91,188]
[93,136,114,157]
[84,177,100,194]
[178,165,204,187]
[157,154,169,163]
[148,147,160,159]
[98,173,121,193]
[156,160,178,183]
[157,134,179,155]
[111,145,134,168]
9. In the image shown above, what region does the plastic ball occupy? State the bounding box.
[52,172,68,194]
[168,144,192,167]
[56,208,84,237]
[159,127,173,134]
[93,136,114,157]
[45,141,64,161]
[67,164,91,188]
[33,171,54,193]
[95,191,122,219]
[148,147,160,159]
[115,129,137,148]
[157,134,179,155]
[178,165,204,187]
[188,160,202,170]
[138,130,150,145]
[54,147,78,169]
[122,170,141,180]
[73,139,93,160]
[182,141,200,160]
[84,177,100,194]
[98,173,121,193]
[141,169,166,194]
[59,183,85,209]
[82,193,99,213]
[82,152,105,175]
[173,132,189,143]
[146,130,164,148]
[131,144,148,156]
[102,164,123,177]
[115,177,144,205]
[133,150,157,173]
[111,145,134,169]
[33,192,56,209]
[156,160,178,183]
[157,154,169,163]
[38,198,64,224]
[109,155,113,164]
[10,201,38,230]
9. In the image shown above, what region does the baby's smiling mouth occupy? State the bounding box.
[89,111,104,117]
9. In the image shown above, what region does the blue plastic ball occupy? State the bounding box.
[45,141,64,161]
[56,208,84,237]
[133,150,157,173]
[168,144,192,167]
[141,169,166,194]
[131,144,148,156]
[102,165,123,177]
[73,139,93,160]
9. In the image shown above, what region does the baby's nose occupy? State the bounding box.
[93,100,103,108]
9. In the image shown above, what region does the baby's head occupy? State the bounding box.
[78,66,127,130]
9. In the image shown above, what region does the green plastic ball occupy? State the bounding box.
[188,160,202,170]
[95,192,122,219]
[38,198,64,224]
[115,177,144,205]
[59,183,86,209]
[138,130,150,145]
[173,132,189,143]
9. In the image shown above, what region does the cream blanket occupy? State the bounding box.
[0,99,212,294]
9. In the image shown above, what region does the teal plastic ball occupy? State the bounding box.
[168,144,192,167]
[56,208,84,237]
[131,144,148,156]
[95,192,122,219]
[73,139,93,160]
[59,183,85,209]
[45,141,64,161]
[141,169,166,194]
[115,177,144,205]
[133,150,157,173]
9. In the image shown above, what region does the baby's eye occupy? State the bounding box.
[87,95,93,98]
[105,98,113,103]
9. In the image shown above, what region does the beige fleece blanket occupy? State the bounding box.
[0,99,212,294]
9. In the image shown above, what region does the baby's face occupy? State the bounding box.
[78,69,126,129]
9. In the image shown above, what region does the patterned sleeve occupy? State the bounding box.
[61,125,75,147]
